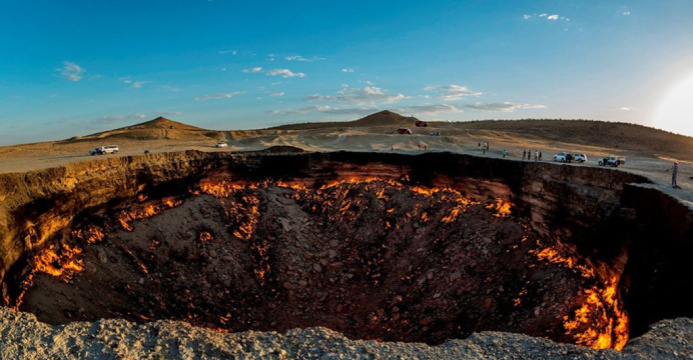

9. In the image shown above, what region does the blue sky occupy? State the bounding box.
[2,0,693,145]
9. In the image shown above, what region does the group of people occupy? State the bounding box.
[521,150,542,161]
[478,142,490,154]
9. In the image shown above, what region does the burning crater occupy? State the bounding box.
[1,151,692,351]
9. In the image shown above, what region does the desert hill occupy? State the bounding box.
[60,117,224,143]
[116,116,204,132]
[272,111,693,158]
[269,110,418,130]
[434,119,693,157]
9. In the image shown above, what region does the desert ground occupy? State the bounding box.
[1,111,691,205]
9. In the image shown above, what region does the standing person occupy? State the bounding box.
[539,151,542,161]
[522,150,526,160]
[535,150,538,161]
[527,150,531,160]
[672,161,679,188]
[487,142,490,151]
[502,149,507,158]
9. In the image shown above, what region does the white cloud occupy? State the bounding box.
[267,69,306,78]
[394,104,462,115]
[424,84,483,100]
[57,61,84,81]
[94,113,148,123]
[194,91,245,101]
[621,107,630,111]
[219,49,237,55]
[304,86,404,105]
[269,105,379,116]
[270,92,285,97]
[121,77,151,89]
[529,13,569,22]
[464,102,546,112]
[269,105,333,115]
[342,68,355,73]
[623,11,631,16]
[243,67,263,73]
[304,94,335,102]
[285,55,326,62]
[131,81,151,89]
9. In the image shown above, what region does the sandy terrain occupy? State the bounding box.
[1,113,691,204]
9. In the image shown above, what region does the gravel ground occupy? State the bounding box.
[1,308,691,359]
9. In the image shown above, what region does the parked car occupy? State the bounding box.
[215,142,228,148]
[553,152,571,162]
[598,156,620,167]
[89,145,119,155]
[415,120,428,127]
[617,156,626,165]
[397,128,413,134]
[573,153,587,163]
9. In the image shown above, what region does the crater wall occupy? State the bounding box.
[0,150,690,351]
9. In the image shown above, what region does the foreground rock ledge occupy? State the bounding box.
[0,308,690,360]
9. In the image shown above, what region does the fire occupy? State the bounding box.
[199,232,213,242]
[72,225,105,244]
[532,248,595,278]
[485,198,513,217]
[3,243,85,309]
[33,243,84,281]
[117,196,183,231]
[562,273,629,350]
[531,241,628,350]
[198,181,261,240]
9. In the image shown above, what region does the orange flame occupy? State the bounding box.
[199,232,213,242]
[485,198,513,217]
[72,225,105,244]
[117,196,182,231]
[532,242,628,350]
[33,243,84,281]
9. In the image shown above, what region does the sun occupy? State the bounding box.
[656,75,693,137]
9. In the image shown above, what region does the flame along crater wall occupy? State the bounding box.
[1,151,690,351]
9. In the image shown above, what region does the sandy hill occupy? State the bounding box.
[60,117,223,143]
[117,117,205,132]
[271,111,693,158]
[269,110,419,130]
[437,119,693,157]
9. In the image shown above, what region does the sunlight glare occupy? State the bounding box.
[656,75,693,136]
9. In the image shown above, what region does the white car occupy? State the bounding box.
[553,152,570,162]
[215,142,228,148]
[598,156,620,167]
[89,145,119,155]
[573,153,587,163]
